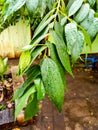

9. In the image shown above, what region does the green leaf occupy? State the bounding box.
[15,85,36,119]
[49,29,73,76]
[46,41,66,89]
[0,105,5,110]
[46,0,56,10]
[34,78,45,101]
[25,64,40,77]
[33,11,56,38]
[18,43,47,76]
[60,17,67,26]
[72,31,84,64]
[54,21,64,37]
[24,45,47,73]
[78,25,92,49]
[67,0,74,10]
[38,0,47,17]
[4,0,26,21]
[0,56,5,75]
[24,95,39,120]
[68,0,83,17]
[60,0,66,13]
[30,22,54,48]
[26,0,38,15]
[94,12,98,17]
[3,57,8,71]
[13,65,41,99]
[17,51,31,75]
[65,22,78,53]
[41,58,64,112]
[22,45,34,51]
[30,45,47,63]
[88,0,96,7]
[30,27,49,46]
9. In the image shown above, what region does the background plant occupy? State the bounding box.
[0,0,98,120]
[0,56,8,81]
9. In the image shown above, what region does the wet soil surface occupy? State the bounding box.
[0,59,98,130]
[64,67,98,130]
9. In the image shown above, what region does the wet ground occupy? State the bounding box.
[0,59,98,130]
[64,67,98,130]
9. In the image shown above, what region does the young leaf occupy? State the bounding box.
[34,78,45,101]
[15,85,36,119]
[24,95,39,120]
[68,0,83,17]
[50,29,73,76]
[41,58,64,112]
[18,51,31,75]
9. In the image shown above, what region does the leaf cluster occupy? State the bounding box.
[1,0,98,120]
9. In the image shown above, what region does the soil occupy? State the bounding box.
[0,58,98,130]
[64,65,98,130]
[0,73,14,109]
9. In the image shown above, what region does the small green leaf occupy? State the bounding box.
[15,85,36,119]
[22,45,47,75]
[34,78,45,101]
[65,22,77,53]
[41,58,64,112]
[22,45,33,51]
[0,56,5,75]
[18,51,31,75]
[72,31,84,64]
[24,95,39,120]
[0,105,5,110]
[60,0,66,13]
[68,0,83,17]
[3,57,8,71]
[78,25,92,49]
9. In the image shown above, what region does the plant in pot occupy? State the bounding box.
[1,0,98,123]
